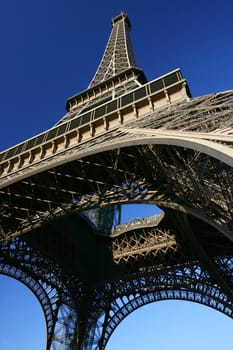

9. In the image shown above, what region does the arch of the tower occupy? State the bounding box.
[82,217,233,350]
[1,137,232,243]
[81,290,233,350]
[0,138,232,350]
[88,284,233,350]
[0,133,232,350]
[77,203,233,349]
[83,138,232,222]
[70,139,232,350]
[54,138,232,234]
[0,263,57,349]
[80,211,233,350]
[0,242,78,350]
[70,134,233,169]
[0,10,232,350]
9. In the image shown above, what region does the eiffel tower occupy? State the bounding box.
[0,12,233,350]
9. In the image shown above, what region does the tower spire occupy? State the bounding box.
[88,12,137,88]
[61,12,147,122]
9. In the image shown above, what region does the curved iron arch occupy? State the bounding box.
[84,268,233,350]
[37,132,232,177]
[0,263,80,350]
[82,204,233,350]
[15,142,233,239]
[100,284,233,350]
[2,124,232,191]
[0,263,57,349]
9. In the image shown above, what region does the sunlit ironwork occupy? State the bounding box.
[0,12,232,350]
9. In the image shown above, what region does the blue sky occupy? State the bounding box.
[0,0,233,349]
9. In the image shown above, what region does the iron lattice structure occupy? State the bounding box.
[0,12,233,350]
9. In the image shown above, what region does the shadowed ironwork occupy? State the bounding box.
[0,12,232,350]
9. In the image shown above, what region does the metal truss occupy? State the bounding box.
[0,237,80,350]
[89,12,136,88]
[0,114,232,241]
[0,11,232,350]
[0,97,232,349]
[0,107,232,349]
[71,221,233,349]
[85,272,233,350]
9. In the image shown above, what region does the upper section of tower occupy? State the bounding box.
[88,12,137,88]
[58,12,147,123]
[54,11,191,125]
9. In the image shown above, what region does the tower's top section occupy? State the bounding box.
[88,12,137,88]
[111,12,131,29]
[59,12,147,121]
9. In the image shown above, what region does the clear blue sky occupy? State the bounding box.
[0,1,232,349]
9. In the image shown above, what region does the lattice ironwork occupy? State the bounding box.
[0,11,233,350]
[112,227,177,263]
[89,12,137,88]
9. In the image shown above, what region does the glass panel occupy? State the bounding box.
[33,134,45,147]
[24,138,38,150]
[134,87,147,101]
[14,143,25,156]
[46,128,58,141]
[56,123,67,135]
[94,105,106,119]
[176,70,183,80]
[106,100,118,113]
[164,72,179,87]
[121,92,134,106]
[0,152,6,162]
[70,117,82,130]
[150,79,164,93]
[5,147,18,159]
[80,113,91,125]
